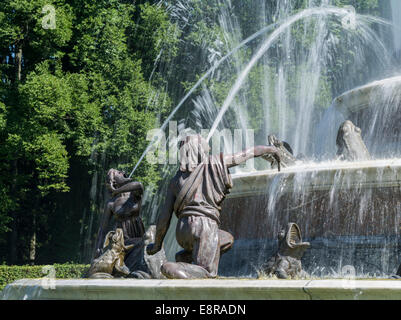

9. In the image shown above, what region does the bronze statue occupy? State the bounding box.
[88,228,134,278]
[260,223,310,279]
[94,169,168,279]
[94,169,150,275]
[95,169,145,256]
[336,120,371,161]
[146,134,281,279]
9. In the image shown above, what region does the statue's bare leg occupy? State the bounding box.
[161,216,220,279]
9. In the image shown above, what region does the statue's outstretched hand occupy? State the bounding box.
[146,243,161,256]
[261,147,281,172]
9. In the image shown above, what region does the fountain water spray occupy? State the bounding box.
[127,21,280,178]
[206,6,389,143]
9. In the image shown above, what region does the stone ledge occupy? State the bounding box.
[332,76,401,115]
[228,159,401,198]
[2,279,401,300]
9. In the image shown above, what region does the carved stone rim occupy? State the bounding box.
[333,76,401,116]
[228,158,401,198]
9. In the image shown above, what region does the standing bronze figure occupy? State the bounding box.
[147,134,281,279]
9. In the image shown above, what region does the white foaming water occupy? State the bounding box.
[207,7,344,142]
[129,4,393,178]
[128,9,279,178]
[232,158,401,179]
[206,6,391,148]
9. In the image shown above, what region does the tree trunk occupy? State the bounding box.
[9,213,18,264]
[9,46,22,264]
[29,220,36,266]
[9,160,18,264]
[16,46,22,81]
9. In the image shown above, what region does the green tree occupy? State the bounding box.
[0,0,179,264]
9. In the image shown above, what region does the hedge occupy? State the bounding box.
[0,264,90,291]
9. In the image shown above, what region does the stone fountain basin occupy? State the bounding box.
[331,76,401,156]
[332,76,401,116]
[2,159,400,299]
[228,159,401,197]
[219,159,401,277]
[2,278,401,300]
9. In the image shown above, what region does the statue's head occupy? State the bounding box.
[103,228,124,248]
[103,228,133,252]
[178,134,210,172]
[106,169,131,193]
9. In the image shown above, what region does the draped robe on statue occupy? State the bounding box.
[161,153,234,279]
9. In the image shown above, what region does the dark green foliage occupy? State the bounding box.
[0,264,90,291]
[0,0,179,264]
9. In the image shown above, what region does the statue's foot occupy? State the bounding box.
[113,265,131,277]
[219,229,234,255]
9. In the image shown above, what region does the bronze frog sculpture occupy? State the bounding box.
[88,228,134,278]
[265,135,297,169]
[336,120,371,161]
[261,223,310,279]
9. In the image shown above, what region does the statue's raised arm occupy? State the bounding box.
[223,145,282,170]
